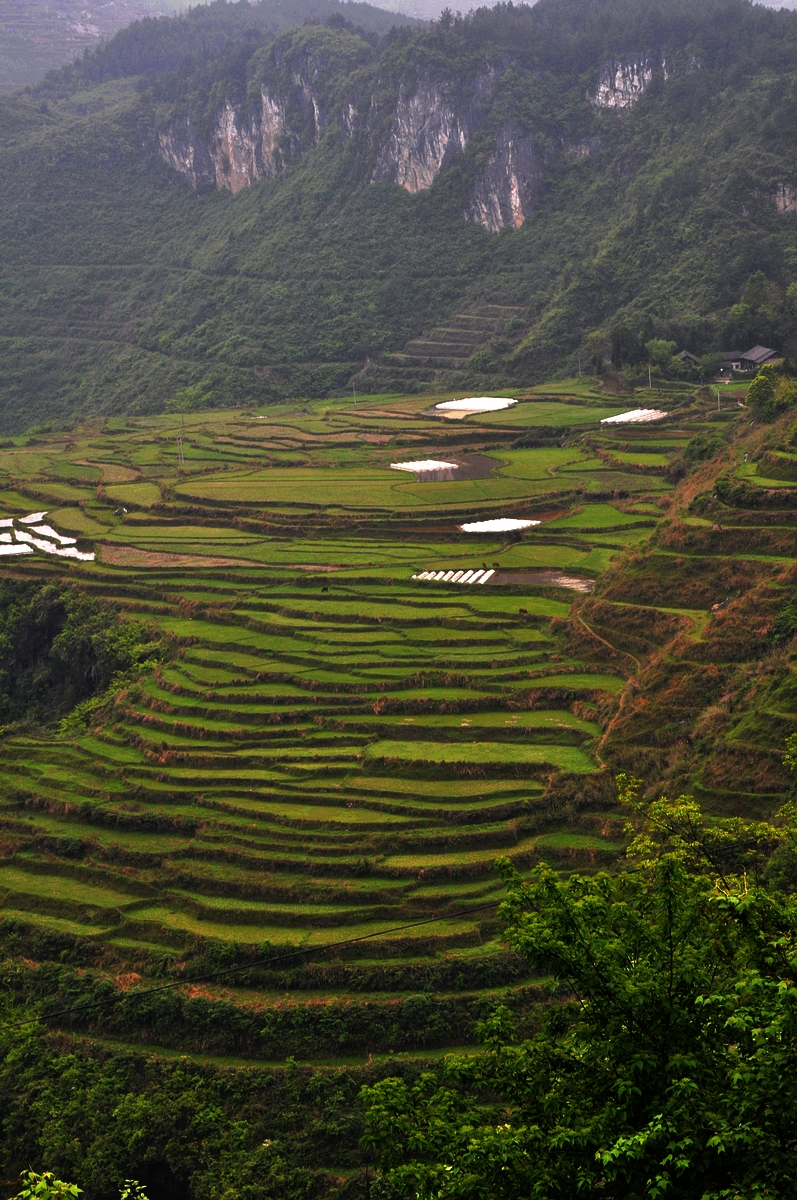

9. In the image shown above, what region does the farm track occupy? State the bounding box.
[575,613,642,673]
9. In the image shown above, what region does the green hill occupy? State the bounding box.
[2,0,797,427]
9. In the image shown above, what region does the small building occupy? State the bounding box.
[675,349,700,364]
[739,345,781,371]
[716,351,745,372]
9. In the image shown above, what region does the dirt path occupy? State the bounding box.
[575,613,642,673]
[574,613,643,772]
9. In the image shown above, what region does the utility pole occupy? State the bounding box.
[717,390,721,412]
[352,382,357,406]
[648,364,652,390]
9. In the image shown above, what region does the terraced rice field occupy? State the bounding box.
[4,379,787,1070]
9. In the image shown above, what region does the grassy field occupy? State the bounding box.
[4,378,788,1087]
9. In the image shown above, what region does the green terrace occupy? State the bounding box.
[4,381,795,1066]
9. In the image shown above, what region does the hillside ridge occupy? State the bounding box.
[155,30,708,232]
[3,0,797,427]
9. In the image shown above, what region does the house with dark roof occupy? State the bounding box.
[674,346,782,376]
[739,345,781,371]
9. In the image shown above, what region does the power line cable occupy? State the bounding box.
[1,900,503,1032]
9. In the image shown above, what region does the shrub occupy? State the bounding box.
[747,371,796,421]
[12,1172,81,1200]
[0,582,163,728]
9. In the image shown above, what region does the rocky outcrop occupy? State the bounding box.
[161,64,505,204]
[372,73,492,193]
[591,52,700,109]
[372,80,461,192]
[567,136,600,157]
[160,69,548,231]
[159,73,323,193]
[154,18,712,237]
[372,73,548,231]
[466,124,543,232]
[213,100,273,194]
[593,56,665,108]
[158,117,216,189]
[162,42,632,234]
[161,75,545,231]
[775,183,797,214]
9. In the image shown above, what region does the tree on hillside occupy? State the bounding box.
[0,580,164,728]
[610,326,648,369]
[361,779,797,1199]
[748,371,776,419]
[645,338,676,371]
[748,371,797,422]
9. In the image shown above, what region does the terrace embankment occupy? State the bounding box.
[562,407,797,816]
[0,394,650,1070]
[3,386,797,1191]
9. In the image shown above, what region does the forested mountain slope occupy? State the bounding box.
[2,0,797,429]
[0,0,420,92]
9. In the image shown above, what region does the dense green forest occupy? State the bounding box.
[1,0,797,429]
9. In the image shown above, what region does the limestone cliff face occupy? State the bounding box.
[368,72,551,231]
[592,52,699,108]
[213,99,273,193]
[158,117,216,189]
[160,76,546,231]
[466,124,544,233]
[159,66,324,192]
[593,56,663,108]
[160,66,520,223]
[775,183,797,214]
[159,55,588,232]
[566,136,600,158]
[154,22,710,233]
[372,74,491,193]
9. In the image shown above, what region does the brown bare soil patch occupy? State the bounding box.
[100,545,255,568]
[488,569,594,591]
[76,461,140,483]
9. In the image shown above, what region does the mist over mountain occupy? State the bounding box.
[1,0,797,429]
[0,0,422,92]
[0,0,186,91]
